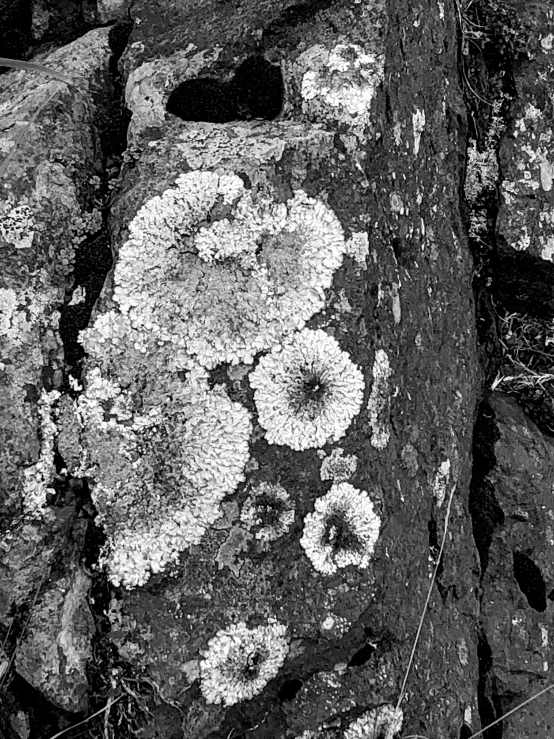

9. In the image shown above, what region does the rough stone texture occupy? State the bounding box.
[9,0,554,737]
[495,4,554,261]
[15,567,95,712]
[0,26,113,715]
[479,393,554,738]
[89,0,481,737]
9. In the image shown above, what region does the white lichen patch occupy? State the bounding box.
[432,458,451,508]
[368,349,392,449]
[297,43,384,137]
[319,448,358,483]
[343,704,403,739]
[199,620,289,706]
[75,364,252,588]
[249,329,365,451]
[300,483,381,575]
[345,231,370,268]
[0,201,35,249]
[22,389,60,516]
[110,171,347,369]
[240,481,295,542]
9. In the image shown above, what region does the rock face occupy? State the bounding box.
[15,568,95,712]
[1,0,552,738]
[477,393,554,738]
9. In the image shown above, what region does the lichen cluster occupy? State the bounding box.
[249,328,365,450]
[105,170,347,369]
[300,483,381,575]
[343,704,403,739]
[240,481,295,542]
[74,364,252,588]
[199,619,289,706]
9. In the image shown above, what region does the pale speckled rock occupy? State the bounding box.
[496,8,554,260]
[15,568,95,712]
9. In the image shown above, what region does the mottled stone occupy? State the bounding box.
[15,568,95,712]
[480,393,554,734]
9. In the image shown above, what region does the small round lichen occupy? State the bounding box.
[300,483,381,575]
[199,619,289,706]
[343,704,403,739]
[249,328,365,451]
[108,170,347,369]
[240,481,295,542]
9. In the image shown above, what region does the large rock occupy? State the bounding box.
[479,393,554,738]
[68,0,482,737]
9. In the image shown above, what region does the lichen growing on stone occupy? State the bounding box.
[22,388,60,516]
[249,329,365,451]
[74,363,252,588]
[319,448,358,483]
[297,43,384,134]
[107,170,347,369]
[343,704,403,739]
[199,619,289,706]
[367,349,392,450]
[300,483,381,575]
[240,481,295,542]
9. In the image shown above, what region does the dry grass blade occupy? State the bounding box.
[47,695,123,739]
[0,57,75,86]
[394,482,457,715]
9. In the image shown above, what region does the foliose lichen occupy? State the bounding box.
[319,448,358,483]
[249,328,365,451]
[300,483,381,575]
[239,481,295,542]
[74,363,252,588]
[106,170,347,369]
[343,704,403,739]
[22,388,60,516]
[199,619,289,706]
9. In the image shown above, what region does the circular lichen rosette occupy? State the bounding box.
[300,483,381,575]
[199,620,289,706]
[343,704,403,739]
[249,328,365,451]
[108,170,347,369]
[75,364,252,588]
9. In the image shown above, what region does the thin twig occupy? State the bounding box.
[395,483,457,714]
[47,695,123,739]
[0,58,75,86]
[467,682,554,739]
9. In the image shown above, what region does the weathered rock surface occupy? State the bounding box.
[15,567,95,712]
[478,393,554,738]
[3,0,554,738]
[0,26,114,718]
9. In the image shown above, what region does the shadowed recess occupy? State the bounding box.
[278,678,303,702]
[347,642,376,667]
[460,724,473,739]
[166,55,283,123]
[469,400,503,575]
[512,551,547,612]
[477,633,502,739]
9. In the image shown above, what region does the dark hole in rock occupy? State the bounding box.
[234,56,283,120]
[476,634,502,739]
[166,56,283,123]
[347,642,376,667]
[166,77,237,123]
[460,724,473,739]
[278,678,303,702]
[512,551,547,612]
